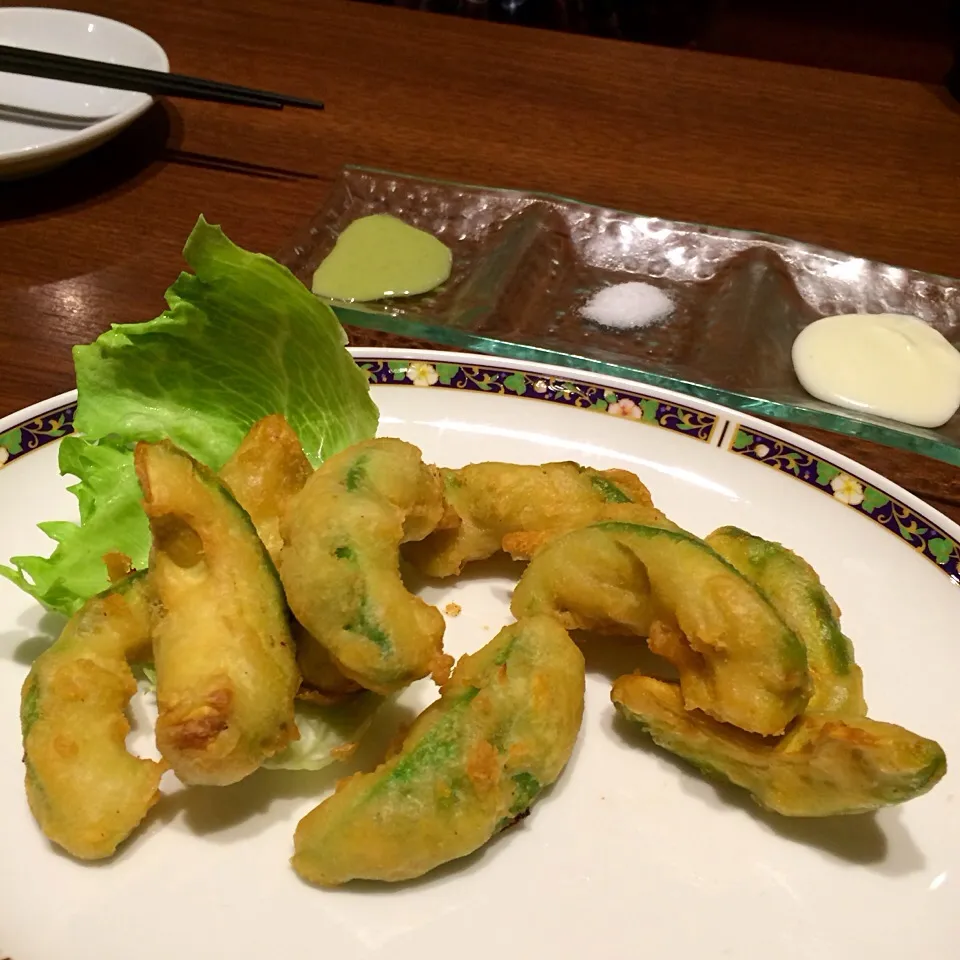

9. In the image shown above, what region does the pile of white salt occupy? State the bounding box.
[581,281,674,330]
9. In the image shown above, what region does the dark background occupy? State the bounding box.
[357,0,958,84]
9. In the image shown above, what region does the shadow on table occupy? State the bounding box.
[0,100,181,222]
[162,148,323,182]
[0,99,323,223]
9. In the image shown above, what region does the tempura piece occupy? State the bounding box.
[292,616,585,885]
[136,440,300,786]
[706,526,866,716]
[279,438,448,694]
[20,573,165,859]
[513,521,809,735]
[613,674,946,816]
[219,415,358,702]
[405,461,672,577]
[292,621,362,704]
[511,523,662,635]
[219,413,312,565]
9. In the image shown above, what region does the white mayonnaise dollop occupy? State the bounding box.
[792,313,960,429]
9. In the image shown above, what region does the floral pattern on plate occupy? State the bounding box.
[729,424,960,583]
[360,359,718,442]
[0,403,74,469]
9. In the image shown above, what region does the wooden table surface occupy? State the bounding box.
[2,0,959,519]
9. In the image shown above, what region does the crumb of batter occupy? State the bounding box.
[444,602,462,617]
[104,551,135,583]
[330,741,359,762]
[430,652,454,686]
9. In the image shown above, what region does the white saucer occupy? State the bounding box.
[0,7,168,179]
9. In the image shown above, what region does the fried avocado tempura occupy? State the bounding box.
[613,674,946,816]
[611,528,944,814]
[405,461,672,578]
[510,523,661,636]
[291,622,363,704]
[279,438,449,694]
[219,413,313,565]
[705,526,866,716]
[20,573,166,859]
[220,415,360,703]
[292,615,585,885]
[136,441,300,786]
[513,522,809,735]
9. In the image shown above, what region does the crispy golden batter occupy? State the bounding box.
[405,461,672,577]
[20,573,166,859]
[137,441,300,786]
[611,528,944,814]
[705,526,866,716]
[220,415,358,703]
[513,521,809,735]
[292,616,585,885]
[613,674,946,816]
[510,523,661,635]
[279,438,448,694]
[219,413,313,565]
[292,621,362,704]
[103,550,135,584]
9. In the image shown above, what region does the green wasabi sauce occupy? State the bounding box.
[311,214,452,302]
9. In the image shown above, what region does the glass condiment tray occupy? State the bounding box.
[277,165,960,466]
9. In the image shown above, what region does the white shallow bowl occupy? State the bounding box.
[0,7,168,178]
[0,349,957,959]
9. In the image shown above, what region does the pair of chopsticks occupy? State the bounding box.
[0,44,324,111]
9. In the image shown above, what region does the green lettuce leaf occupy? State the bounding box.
[0,436,150,615]
[264,693,386,772]
[74,215,378,469]
[1,216,378,614]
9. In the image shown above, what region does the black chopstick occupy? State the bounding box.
[0,44,324,111]
[1,44,283,108]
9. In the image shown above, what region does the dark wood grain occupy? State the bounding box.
[2,0,959,520]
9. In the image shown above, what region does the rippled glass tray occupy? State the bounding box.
[277,165,960,466]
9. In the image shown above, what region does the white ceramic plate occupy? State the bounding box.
[1,349,957,959]
[0,7,168,179]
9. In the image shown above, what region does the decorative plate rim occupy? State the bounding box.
[2,348,957,582]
